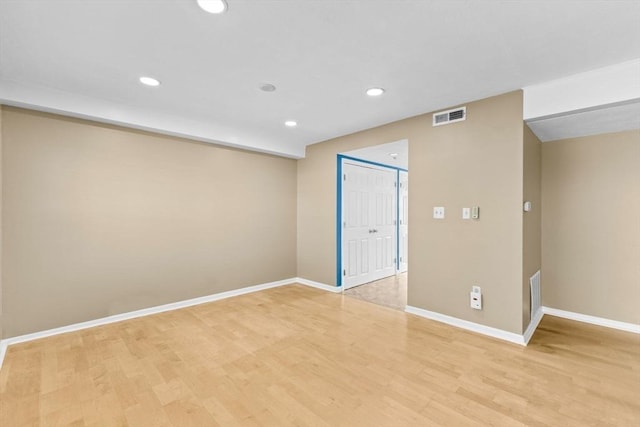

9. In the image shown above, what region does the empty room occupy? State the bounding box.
[1,1,639,425]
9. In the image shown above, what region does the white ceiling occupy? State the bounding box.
[527,100,640,142]
[343,140,408,170]
[1,0,639,157]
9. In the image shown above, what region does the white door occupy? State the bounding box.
[342,162,396,289]
[398,171,408,273]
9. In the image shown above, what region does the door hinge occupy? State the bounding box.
[343,221,346,228]
[343,269,346,276]
[400,257,403,262]
[394,181,397,187]
[393,220,396,225]
[393,257,397,263]
[343,174,347,181]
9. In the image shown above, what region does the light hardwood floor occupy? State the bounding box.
[1,284,639,426]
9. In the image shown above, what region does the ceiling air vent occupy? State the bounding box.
[432,106,466,127]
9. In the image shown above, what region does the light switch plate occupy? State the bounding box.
[471,206,480,219]
[462,207,471,219]
[433,206,445,219]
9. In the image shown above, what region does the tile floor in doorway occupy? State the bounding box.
[343,273,407,310]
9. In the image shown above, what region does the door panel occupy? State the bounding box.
[385,235,393,269]
[343,162,397,288]
[347,240,357,277]
[361,239,369,273]
[360,193,369,225]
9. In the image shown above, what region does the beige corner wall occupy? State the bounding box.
[298,91,526,334]
[541,130,640,324]
[1,107,297,338]
[522,124,541,330]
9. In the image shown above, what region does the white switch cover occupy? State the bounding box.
[471,206,480,219]
[433,207,445,219]
[462,207,471,219]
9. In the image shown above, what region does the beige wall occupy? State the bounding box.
[410,92,524,334]
[1,107,297,338]
[298,91,526,334]
[522,124,542,329]
[541,130,640,324]
[4,97,636,340]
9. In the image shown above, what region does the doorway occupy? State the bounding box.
[337,139,408,309]
[344,273,407,310]
[341,160,397,289]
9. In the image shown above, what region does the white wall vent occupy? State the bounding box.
[530,270,541,319]
[432,106,466,126]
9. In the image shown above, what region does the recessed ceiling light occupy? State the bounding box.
[197,0,227,14]
[284,121,297,127]
[139,76,160,87]
[260,83,276,92]
[366,87,385,97]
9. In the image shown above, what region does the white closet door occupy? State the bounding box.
[343,163,396,289]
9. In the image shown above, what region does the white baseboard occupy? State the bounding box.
[405,305,527,346]
[23,279,630,371]
[294,277,342,293]
[542,306,640,334]
[0,277,301,369]
[0,341,7,372]
[0,276,344,369]
[523,308,544,344]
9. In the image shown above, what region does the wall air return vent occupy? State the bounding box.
[432,106,466,126]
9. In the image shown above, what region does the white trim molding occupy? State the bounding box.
[12,277,636,371]
[294,277,342,293]
[0,341,7,371]
[405,306,527,346]
[523,308,544,345]
[0,277,343,369]
[542,307,640,334]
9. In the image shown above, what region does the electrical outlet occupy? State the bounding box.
[433,206,445,219]
[470,285,482,310]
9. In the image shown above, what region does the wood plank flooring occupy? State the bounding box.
[1,284,639,426]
